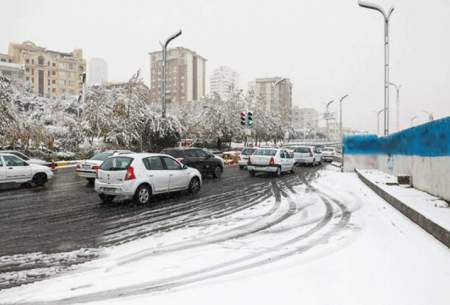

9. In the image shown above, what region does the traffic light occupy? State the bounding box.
[247,111,253,128]
[240,111,247,126]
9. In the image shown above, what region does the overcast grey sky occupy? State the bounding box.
[2,0,449,133]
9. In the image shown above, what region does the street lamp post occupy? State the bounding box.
[358,1,395,136]
[422,110,434,121]
[161,29,182,118]
[339,94,349,141]
[387,81,401,131]
[377,108,384,135]
[410,115,418,127]
[326,100,335,140]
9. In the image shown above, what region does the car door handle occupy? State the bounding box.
[8,167,13,170]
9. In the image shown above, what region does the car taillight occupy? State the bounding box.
[247,157,252,165]
[269,157,275,165]
[125,166,136,181]
[92,165,100,171]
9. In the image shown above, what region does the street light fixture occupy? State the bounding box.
[339,94,349,141]
[161,29,182,118]
[387,81,401,131]
[358,0,395,136]
[422,110,434,122]
[377,108,384,135]
[325,100,335,140]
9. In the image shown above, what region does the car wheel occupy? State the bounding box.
[239,165,244,170]
[32,173,47,186]
[188,177,201,194]
[99,193,115,204]
[275,166,282,177]
[87,178,95,185]
[249,170,256,177]
[213,166,222,179]
[134,184,151,205]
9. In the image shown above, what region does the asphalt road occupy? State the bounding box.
[0,164,322,289]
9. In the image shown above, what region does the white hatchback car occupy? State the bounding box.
[0,153,54,186]
[292,146,321,166]
[95,153,202,204]
[238,147,257,169]
[76,150,131,184]
[247,148,295,177]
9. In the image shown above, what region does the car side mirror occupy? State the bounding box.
[183,164,188,169]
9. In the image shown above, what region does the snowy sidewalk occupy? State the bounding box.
[356,169,450,248]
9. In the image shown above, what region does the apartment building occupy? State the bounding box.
[150,47,206,108]
[254,77,293,124]
[5,41,86,98]
[209,65,239,100]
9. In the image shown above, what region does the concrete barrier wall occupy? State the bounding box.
[343,117,450,201]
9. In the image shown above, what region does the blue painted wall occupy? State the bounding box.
[344,116,450,157]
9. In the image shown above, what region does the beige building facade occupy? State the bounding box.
[254,77,293,124]
[5,41,86,98]
[150,47,206,108]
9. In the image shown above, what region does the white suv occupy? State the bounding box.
[247,148,295,177]
[0,153,54,186]
[76,150,131,184]
[321,147,337,162]
[95,153,202,204]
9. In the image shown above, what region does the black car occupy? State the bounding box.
[161,148,224,178]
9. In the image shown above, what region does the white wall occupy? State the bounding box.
[344,154,450,201]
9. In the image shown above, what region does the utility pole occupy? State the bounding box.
[326,100,335,140]
[161,30,182,118]
[339,94,349,141]
[388,81,401,131]
[359,1,395,136]
[377,108,384,135]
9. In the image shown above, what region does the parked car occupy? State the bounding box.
[292,146,321,166]
[0,150,55,169]
[247,148,295,177]
[0,153,54,186]
[76,150,132,184]
[160,148,224,178]
[95,153,202,204]
[321,147,337,162]
[238,147,257,169]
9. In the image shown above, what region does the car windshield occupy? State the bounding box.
[91,152,114,161]
[294,147,310,153]
[253,149,277,156]
[242,148,256,155]
[161,149,183,158]
[100,157,133,171]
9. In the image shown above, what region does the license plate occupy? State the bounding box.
[82,164,91,169]
[102,187,117,193]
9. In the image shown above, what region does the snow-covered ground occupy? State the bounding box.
[1,167,449,305]
[356,169,450,232]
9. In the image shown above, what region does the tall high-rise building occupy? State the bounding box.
[254,77,292,124]
[5,41,86,98]
[88,58,108,86]
[149,47,206,108]
[209,66,239,100]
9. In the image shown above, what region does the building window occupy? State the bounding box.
[26,77,30,81]
[31,59,34,65]
[0,59,5,62]
[25,59,29,64]
[52,63,56,67]
[52,88,56,93]
[52,80,55,84]
[48,61,50,66]
[25,67,30,72]
[52,71,56,75]
[48,71,50,77]
[38,56,45,65]
[48,80,50,85]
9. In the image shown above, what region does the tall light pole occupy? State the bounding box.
[387,81,401,131]
[161,29,182,118]
[326,100,335,140]
[377,108,384,135]
[358,1,395,136]
[339,94,349,141]
[410,115,418,127]
[422,110,434,121]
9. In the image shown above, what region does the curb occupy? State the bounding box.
[356,169,450,249]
